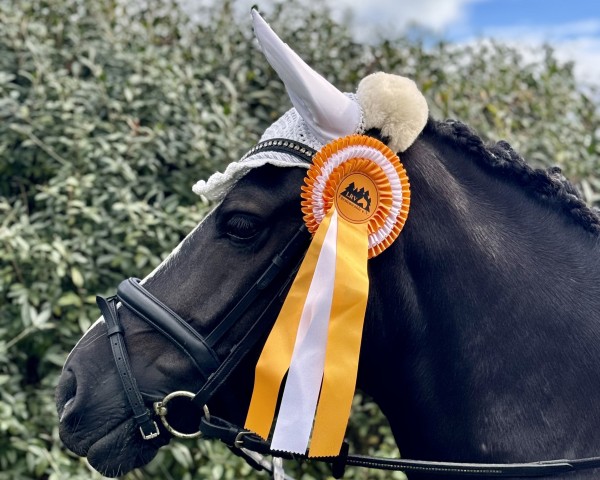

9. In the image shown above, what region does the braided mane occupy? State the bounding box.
[428,119,600,235]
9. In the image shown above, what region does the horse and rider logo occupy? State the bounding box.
[335,172,379,224]
[341,181,372,212]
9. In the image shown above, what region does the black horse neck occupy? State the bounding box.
[359,122,600,474]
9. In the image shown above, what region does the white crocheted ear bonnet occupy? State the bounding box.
[192,11,428,202]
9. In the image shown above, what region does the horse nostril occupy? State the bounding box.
[56,368,78,422]
[60,398,75,422]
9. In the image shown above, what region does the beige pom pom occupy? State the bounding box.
[357,72,428,153]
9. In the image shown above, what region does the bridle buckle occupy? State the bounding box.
[234,430,251,448]
[140,421,160,440]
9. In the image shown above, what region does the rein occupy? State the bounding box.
[197,415,600,478]
[95,223,600,478]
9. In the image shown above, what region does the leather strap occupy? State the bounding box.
[193,255,307,408]
[205,225,310,347]
[199,415,600,478]
[343,456,578,478]
[97,295,159,439]
[117,278,220,380]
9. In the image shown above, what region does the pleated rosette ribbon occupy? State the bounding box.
[245,134,410,457]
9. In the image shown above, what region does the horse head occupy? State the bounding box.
[55,11,428,476]
[56,10,600,480]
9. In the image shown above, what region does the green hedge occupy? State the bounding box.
[1,0,598,478]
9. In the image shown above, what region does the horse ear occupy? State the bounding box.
[251,9,362,143]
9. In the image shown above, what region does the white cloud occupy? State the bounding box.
[179,0,484,38]
[555,37,600,87]
[463,20,600,88]
[330,0,483,33]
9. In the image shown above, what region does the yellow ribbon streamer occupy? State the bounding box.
[245,209,334,439]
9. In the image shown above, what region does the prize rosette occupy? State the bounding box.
[245,135,411,457]
[302,134,410,257]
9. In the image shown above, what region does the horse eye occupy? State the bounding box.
[225,214,262,241]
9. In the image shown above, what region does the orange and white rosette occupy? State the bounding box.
[245,135,410,457]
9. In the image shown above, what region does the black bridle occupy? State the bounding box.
[96,229,600,479]
[94,139,600,478]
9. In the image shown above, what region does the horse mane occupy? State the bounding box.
[426,119,600,236]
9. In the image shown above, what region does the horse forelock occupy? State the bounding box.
[427,119,600,236]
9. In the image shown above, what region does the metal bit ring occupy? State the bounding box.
[153,391,209,439]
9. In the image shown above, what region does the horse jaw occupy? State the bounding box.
[251,9,362,143]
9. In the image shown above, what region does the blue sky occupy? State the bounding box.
[331,0,599,38]
[464,0,598,34]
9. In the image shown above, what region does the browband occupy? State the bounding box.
[241,138,316,163]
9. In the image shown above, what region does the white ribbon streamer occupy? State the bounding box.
[270,210,339,453]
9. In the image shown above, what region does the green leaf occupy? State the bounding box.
[57,292,82,308]
[70,267,84,288]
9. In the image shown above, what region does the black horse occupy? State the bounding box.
[56,11,600,480]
